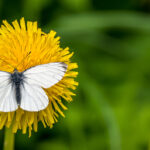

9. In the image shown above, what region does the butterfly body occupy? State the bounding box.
[0,62,67,112]
[11,69,24,105]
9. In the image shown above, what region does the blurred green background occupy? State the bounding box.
[1,0,150,150]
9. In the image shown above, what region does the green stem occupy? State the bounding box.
[3,127,15,150]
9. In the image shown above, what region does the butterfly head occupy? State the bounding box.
[14,68,18,72]
[11,68,24,84]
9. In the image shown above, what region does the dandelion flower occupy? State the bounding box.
[0,18,78,137]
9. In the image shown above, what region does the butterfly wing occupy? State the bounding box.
[20,62,67,111]
[23,62,67,88]
[0,71,18,112]
[20,82,49,111]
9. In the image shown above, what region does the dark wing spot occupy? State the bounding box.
[60,62,68,71]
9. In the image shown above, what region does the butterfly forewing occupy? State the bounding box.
[0,71,18,112]
[23,62,67,88]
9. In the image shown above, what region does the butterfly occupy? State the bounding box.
[0,61,67,112]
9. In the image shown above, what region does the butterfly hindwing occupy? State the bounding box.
[20,82,49,111]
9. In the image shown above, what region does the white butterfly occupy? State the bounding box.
[0,62,67,112]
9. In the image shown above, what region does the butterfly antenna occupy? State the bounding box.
[16,51,31,69]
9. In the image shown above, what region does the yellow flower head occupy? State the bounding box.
[0,18,78,136]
